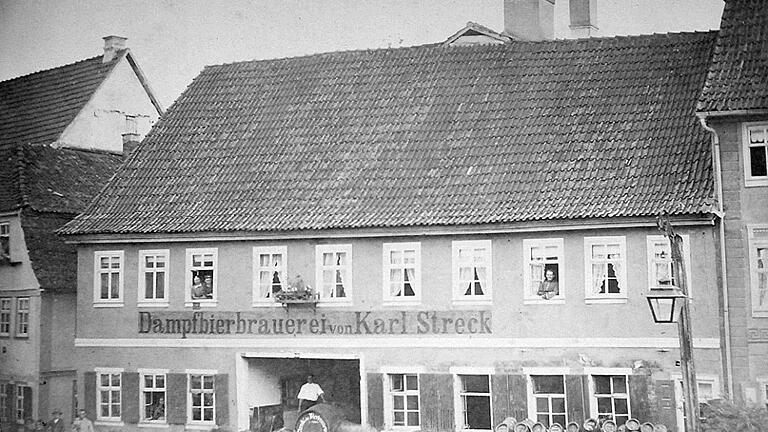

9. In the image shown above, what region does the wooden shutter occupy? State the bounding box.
[492,374,510,425]
[83,372,96,420]
[507,375,528,421]
[166,373,187,425]
[628,375,651,422]
[653,380,676,427]
[366,373,384,429]
[215,374,229,427]
[22,386,32,420]
[566,375,588,424]
[5,383,14,422]
[122,372,140,424]
[419,374,453,432]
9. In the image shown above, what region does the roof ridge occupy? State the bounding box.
[0,49,126,85]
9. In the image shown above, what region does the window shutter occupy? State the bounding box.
[507,375,528,421]
[5,383,14,422]
[83,372,97,420]
[628,375,651,422]
[566,375,588,424]
[121,372,139,424]
[166,373,187,425]
[22,386,32,420]
[215,374,229,427]
[366,373,384,429]
[419,374,453,432]
[491,374,510,425]
[653,380,676,427]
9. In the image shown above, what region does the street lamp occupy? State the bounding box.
[646,289,686,323]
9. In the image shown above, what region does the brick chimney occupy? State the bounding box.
[122,132,141,157]
[102,35,127,63]
[503,0,555,41]
[569,0,598,38]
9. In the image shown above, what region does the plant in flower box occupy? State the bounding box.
[274,274,317,302]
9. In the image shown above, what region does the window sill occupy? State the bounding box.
[95,420,125,427]
[138,422,169,428]
[138,302,170,308]
[523,298,566,305]
[585,297,628,304]
[316,301,354,307]
[14,334,29,339]
[93,302,124,308]
[185,423,217,430]
[752,311,768,318]
[451,298,492,307]
[252,301,282,308]
[745,178,768,188]
[382,300,422,307]
[185,301,218,308]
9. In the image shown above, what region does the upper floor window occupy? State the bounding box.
[125,115,138,135]
[138,250,169,306]
[383,243,421,303]
[0,222,9,261]
[749,226,768,317]
[15,298,29,337]
[646,235,691,292]
[96,368,123,422]
[188,372,216,424]
[186,249,217,305]
[584,237,627,302]
[744,123,768,186]
[253,246,286,305]
[94,251,124,306]
[315,245,351,303]
[452,240,492,303]
[523,239,564,303]
[0,299,11,336]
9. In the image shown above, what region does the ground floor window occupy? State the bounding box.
[15,385,31,422]
[531,375,567,427]
[592,375,630,425]
[388,374,419,428]
[141,373,166,422]
[458,375,491,430]
[189,373,215,423]
[97,371,122,421]
[0,383,7,423]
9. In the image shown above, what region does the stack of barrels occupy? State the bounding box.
[495,417,668,432]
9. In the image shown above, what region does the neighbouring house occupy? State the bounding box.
[0,36,162,428]
[696,0,768,407]
[58,2,731,431]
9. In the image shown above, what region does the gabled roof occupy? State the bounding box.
[444,22,513,45]
[0,50,162,147]
[62,32,717,236]
[0,143,124,214]
[697,0,768,114]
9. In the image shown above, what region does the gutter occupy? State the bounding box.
[699,115,734,398]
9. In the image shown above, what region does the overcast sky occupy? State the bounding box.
[0,0,724,108]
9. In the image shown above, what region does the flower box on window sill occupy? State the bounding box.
[274,289,318,305]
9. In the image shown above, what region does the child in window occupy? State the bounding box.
[537,269,559,299]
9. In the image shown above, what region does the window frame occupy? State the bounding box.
[743,122,768,187]
[138,250,170,307]
[585,368,632,426]
[185,248,218,307]
[527,374,568,428]
[584,237,628,303]
[451,240,493,305]
[523,238,565,304]
[93,251,125,307]
[95,367,124,423]
[748,225,768,317]
[315,244,352,305]
[382,242,422,305]
[252,246,287,307]
[670,373,720,431]
[383,372,421,430]
[0,298,11,336]
[0,222,9,260]
[186,369,217,425]
[646,235,692,294]
[138,369,168,424]
[15,297,29,337]
[451,367,494,432]
[0,382,7,423]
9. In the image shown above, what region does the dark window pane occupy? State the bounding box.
[391,375,403,392]
[554,415,567,426]
[612,376,627,393]
[533,376,564,394]
[145,273,154,298]
[462,375,489,393]
[536,397,548,412]
[594,376,611,394]
[751,146,768,177]
[393,396,404,410]
[406,375,418,391]
[407,395,419,410]
[407,412,419,426]
[537,414,548,425]
[552,397,566,413]
[394,412,404,425]
[616,416,629,426]
[614,398,629,414]
[465,396,491,429]
[597,397,612,412]
[156,272,165,298]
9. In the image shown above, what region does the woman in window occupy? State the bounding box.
[537,269,559,299]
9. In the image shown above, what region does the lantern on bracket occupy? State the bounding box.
[645,289,687,323]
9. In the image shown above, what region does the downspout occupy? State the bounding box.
[699,115,734,398]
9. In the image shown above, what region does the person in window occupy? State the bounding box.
[150,396,165,420]
[191,275,205,299]
[537,269,559,299]
[203,275,214,299]
[297,374,325,413]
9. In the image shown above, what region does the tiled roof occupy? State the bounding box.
[0,51,126,146]
[0,143,124,214]
[697,0,768,113]
[21,210,79,293]
[62,32,717,236]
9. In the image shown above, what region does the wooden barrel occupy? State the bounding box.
[295,403,348,432]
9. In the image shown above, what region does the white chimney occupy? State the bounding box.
[102,35,127,63]
[569,0,598,38]
[503,0,555,41]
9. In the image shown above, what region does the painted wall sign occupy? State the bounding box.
[138,310,492,338]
